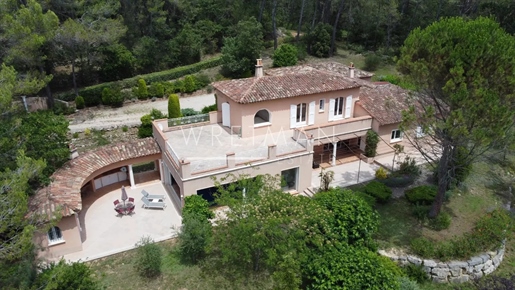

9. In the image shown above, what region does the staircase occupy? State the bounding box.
[299,187,317,198]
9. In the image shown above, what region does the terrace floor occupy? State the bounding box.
[63,173,182,262]
[165,124,306,173]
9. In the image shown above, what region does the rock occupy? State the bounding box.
[448,261,468,269]
[407,255,422,265]
[474,264,484,272]
[450,275,470,283]
[484,265,495,275]
[483,259,493,268]
[479,254,490,263]
[472,272,483,279]
[493,256,501,267]
[431,268,449,278]
[450,268,461,277]
[487,251,497,258]
[423,259,437,267]
[432,276,448,283]
[467,256,483,266]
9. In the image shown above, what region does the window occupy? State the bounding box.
[319,99,325,112]
[333,97,344,118]
[391,129,402,142]
[281,168,298,191]
[296,103,307,123]
[254,109,270,126]
[47,226,63,244]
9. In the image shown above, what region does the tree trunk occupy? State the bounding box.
[272,0,278,50]
[330,0,345,57]
[39,66,54,109]
[429,141,452,218]
[72,61,78,97]
[258,0,266,23]
[296,0,306,42]
[311,0,319,29]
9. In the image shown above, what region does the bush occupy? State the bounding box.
[405,185,437,205]
[138,109,165,138]
[122,125,128,132]
[364,53,382,71]
[148,82,164,98]
[375,167,388,179]
[173,79,184,93]
[181,108,199,116]
[305,23,333,58]
[397,156,421,177]
[201,104,217,113]
[178,214,212,264]
[380,175,416,187]
[183,75,196,93]
[365,130,379,157]
[430,212,451,231]
[398,277,421,290]
[403,264,429,284]
[183,195,214,220]
[72,132,79,138]
[75,96,85,109]
[56,57,223,102]
[412,204,431,220]
[101,87,124,107]
[84,128,91,136]
[33,260,100,290]
[410,237,435,257]
[194,73,211,89]
[134,236,162,278]
[134,79,149,100]
[272,44,298,67]
[355,191,376,207]
[363,181,392,204]
[168,94,181,118]
[376,74,416,90]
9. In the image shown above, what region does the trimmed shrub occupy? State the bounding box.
[183,195,215,220]
[201,104,217,113]
[365,130,379,157]
[173,79,185,93]
[194,73,211,89]
[355,191,376,207]
[134,79,149,100]
[122,125,128,132]
[375,167,388,179]
[364,181,392,204]
[181,108,199,116]
[138,109,165,138]
[405,185,437,205]
[380,175,416,187]
[168,94,181,118]
[397,156,421,177]
[272,44,298,67]
[431,212,451,231]
[183,75,197,93]
[101,87,124,107]
[148,82,164,98]
[134,236,162,278]
[75,96,85,109]
[364,53,382,71]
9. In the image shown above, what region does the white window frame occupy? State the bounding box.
[391,129,403,142]
[333,97,344,119]
[319,99,325,112]
[295,103,307,125]
[281,167,299,191]
[254,109,271,128]
[47,226,64,245]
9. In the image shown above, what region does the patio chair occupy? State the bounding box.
[114,207,124,215]
[141,196,166,209]
[126,205,135,215]
[128,197,135,203]
[141,189,166,201]
[113,200,120,207]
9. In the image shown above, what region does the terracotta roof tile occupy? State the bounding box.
[307,62,374,78]
[212,65,362,104]
[29,138,161,220]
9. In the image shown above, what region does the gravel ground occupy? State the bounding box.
[68,93,216,133]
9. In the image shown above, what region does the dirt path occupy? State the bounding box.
[68,93,215,133]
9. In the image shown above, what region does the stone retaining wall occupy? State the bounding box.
[379,245,505,283]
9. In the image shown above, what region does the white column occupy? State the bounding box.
[128,164,135,188]
[332,142,337,166]
[158,159,164,183]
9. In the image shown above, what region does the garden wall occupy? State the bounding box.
[379,244,505,283]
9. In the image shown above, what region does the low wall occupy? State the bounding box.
[379,245,505,283]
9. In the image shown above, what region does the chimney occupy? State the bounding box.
[349,62,355,79]
[255,59,263,78]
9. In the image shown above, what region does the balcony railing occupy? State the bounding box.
[168,113,209,127]
[300,116,372,141]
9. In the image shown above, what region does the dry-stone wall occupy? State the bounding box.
[379,245,505,283]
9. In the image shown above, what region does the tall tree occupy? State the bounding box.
[329,0,345,57]
[398,17,515,217]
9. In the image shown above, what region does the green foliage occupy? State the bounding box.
[221,17,263,77]
[194,74,211,90]
[272,44,298,67]
[72,132,79,138]
[355,191,377,207]
[101,86,124,107]
[305,23,332,58]
[134,79,149,100]
[314,188,379,247]
[74,96,85,109]
[148,82,164,98]
[33,260,100,290]
[122,125,128,132]
[396,156,421,177]
[431,212,452,231]
[405,185,437,205]
[318,169,334,191]
[168,94,181,118]
[178,213,212,264]
[402,264,429,284]
[375,167,388,179]
[412,205,431,221]
[183,75,196,93]
[138,109,165,138]
[180,108,199,117]
[183,195,214,220]
[134,236,162,278]
[376,75,416,90]
[56,57,223,104]
[365,130,379,157]
[364,53,382,71]
[398,276,421,290]
[380,175,416,188]
[410,209,512,260]
[306,244,401,290]
[201,104,217,114]
[98,43,135,82]
[364,181,392,204]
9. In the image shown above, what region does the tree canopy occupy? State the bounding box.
[398,16,515,217]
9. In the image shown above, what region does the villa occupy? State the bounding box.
[30,60,420,261]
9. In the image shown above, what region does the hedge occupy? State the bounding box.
[58,56,223,105]
[405,185,437,205]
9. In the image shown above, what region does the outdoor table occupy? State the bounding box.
[115,202,135,215]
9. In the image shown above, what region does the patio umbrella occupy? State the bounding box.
[121,186,128,206]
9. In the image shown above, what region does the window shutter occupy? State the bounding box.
[344,96,352,118]
[308,101,315,125]
[328,98,335,121]
[290,104,297,128]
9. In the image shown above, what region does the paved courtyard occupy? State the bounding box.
[311,158,379,189]
[63,178,181,262]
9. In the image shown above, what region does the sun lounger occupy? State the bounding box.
[141,196,166,209]
[141,189,166,201]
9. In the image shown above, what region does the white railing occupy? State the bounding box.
[166,143,181,167]
[168,113,209,127]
